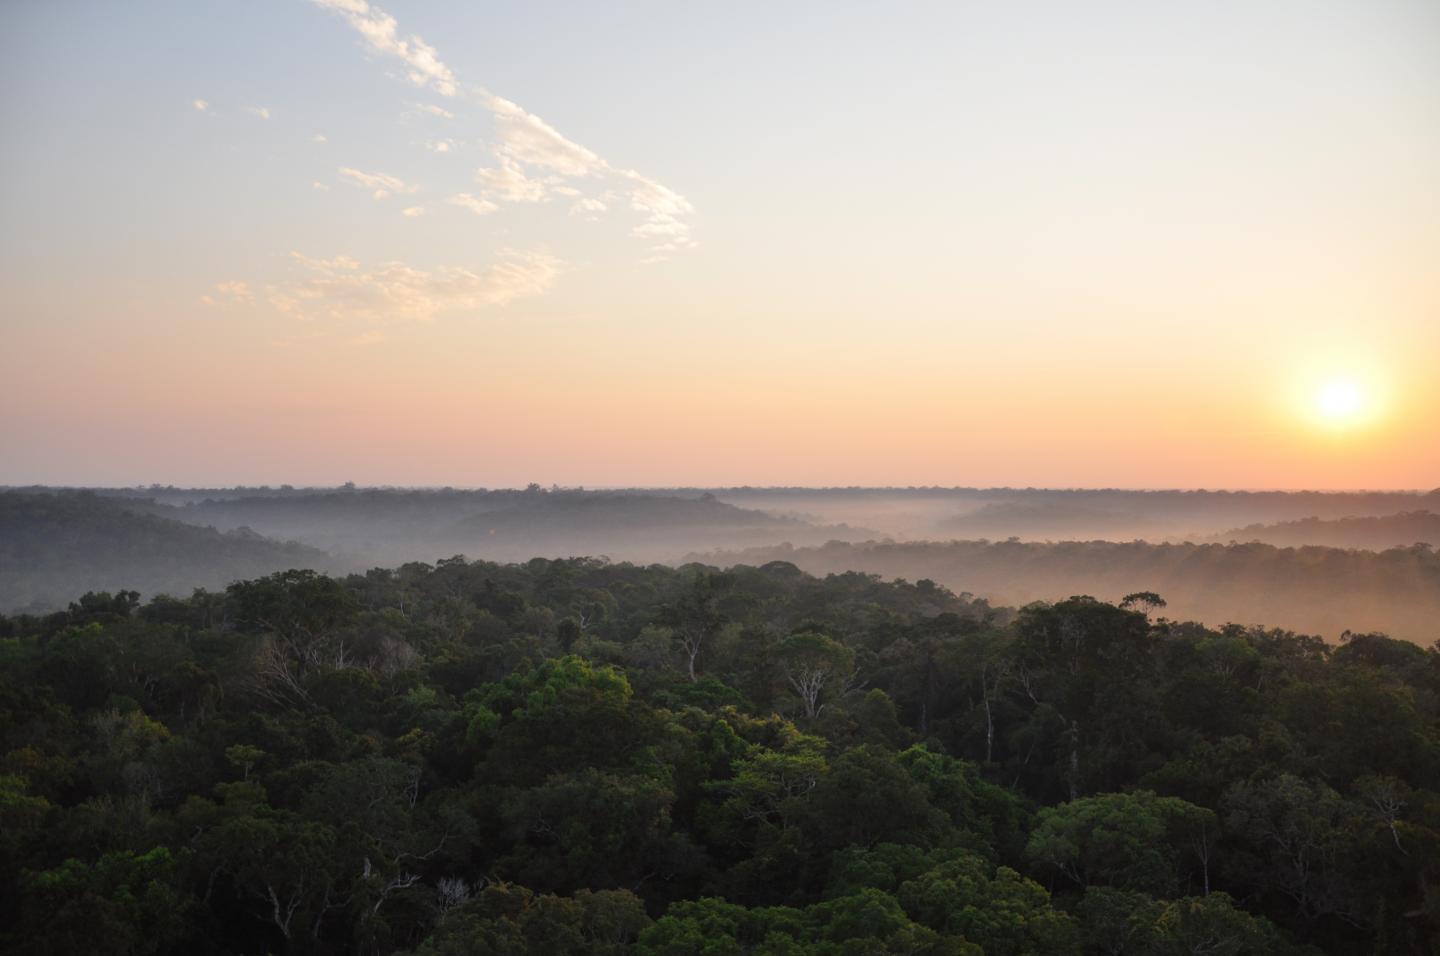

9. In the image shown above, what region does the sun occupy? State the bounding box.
[1316,380,1362,420]
[1311,378,1374,428]
[1282,351,1393,435]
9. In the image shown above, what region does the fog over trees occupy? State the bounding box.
[705,538,1440,645]
[5,485,1437,644]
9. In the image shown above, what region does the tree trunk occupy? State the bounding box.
[1067,720,1080,801]
[982,671,995,764]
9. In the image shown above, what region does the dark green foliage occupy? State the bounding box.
[0,558,1435,953]
[0,491,333,611]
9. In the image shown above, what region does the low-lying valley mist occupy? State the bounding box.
[6,485,1439,641]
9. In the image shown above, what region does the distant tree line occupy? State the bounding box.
[0,492,331,612]
[1213,511,1440,551]
[708,538,1440,643]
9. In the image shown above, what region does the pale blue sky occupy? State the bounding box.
[2,1,1437,487]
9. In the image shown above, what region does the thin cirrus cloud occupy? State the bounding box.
[192,98,210,112]
[245,106,272,120]
[215,280,254,302]
[337,166,415,199]
[266,251,562,324]
[200,280,253,306]
[570,197,608,219]
[447,193,498,216]
[310,0,695,258]
[472,156,551,203]
[311,0,458,96]
[206,1,692,336]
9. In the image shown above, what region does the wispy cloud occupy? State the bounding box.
[416,103,454,119]
[337,166,415,199]
[312,133,328,143]
[192,98,210,112]
[447,193,498,216]
[246,106,272,120]
[312,0,458,97]
[571,197,608,219]
[426,139,453,154]
[482,93,605,178]
[216,280,254,302]
[401,206,426,217]
[623,171,697,253]
[311,0,695,258]
[201,280,254,305]
[312,181,331,191]
[473,156,552,203]
[268,251,561,323]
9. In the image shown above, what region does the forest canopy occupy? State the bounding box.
[2,557,1437,954]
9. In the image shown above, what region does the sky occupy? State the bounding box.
[1,0,1437,490]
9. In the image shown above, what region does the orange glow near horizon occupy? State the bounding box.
[1,2,1437,490]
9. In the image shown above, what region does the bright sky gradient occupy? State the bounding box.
[2,0,1437,489]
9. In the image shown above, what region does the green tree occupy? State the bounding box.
[775,632,857,719]
[1026,790,1217,897]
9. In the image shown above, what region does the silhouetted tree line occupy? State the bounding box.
[1,558,1437,954]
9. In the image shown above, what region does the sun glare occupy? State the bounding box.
[1311,378,1373,428]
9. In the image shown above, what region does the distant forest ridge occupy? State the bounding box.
[0,490,854,611]
[0,491,334,612]
[703,538,1440,645]
[1213,511,1440,550]
[10,483,1439,545]
[6,483,1437,504]
[5,487,1439,644]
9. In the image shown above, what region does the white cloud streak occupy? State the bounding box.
[473,156,552,203]
[482,93,605,177]
[447,193,498,216]
[337,166,415,199]
[192,99,210,112]
[312,0,458,97]
[310,0,695,257]
[215,280,254,302]
[202,281,253,306]
[269,251,561,323]
[246,106,272,120]
[416,103,454,119]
